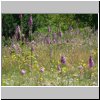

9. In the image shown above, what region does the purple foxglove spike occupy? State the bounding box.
[15,26,18,34]
[46,37,51,44]
[15,25,21,34]
[28,15,33,26]
[59,31,63,37]
[17,25,21,33]
[61,56,66,64]
[89,56,94,68]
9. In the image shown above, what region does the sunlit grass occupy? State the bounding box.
[2,29,98,86]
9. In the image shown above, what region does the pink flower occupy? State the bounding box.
[40,67,45,73]
[21,69,26,75]
[53,39,56,43]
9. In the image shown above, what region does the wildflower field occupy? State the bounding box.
[2,14,98,86]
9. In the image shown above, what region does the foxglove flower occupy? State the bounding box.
[15,25,21,34]
[61,56,66,64]
[31,46,34,52]
[17,25,21,33]
[53,39,56,43]
[16,43,21,52]
[46,37,51,44]
[15,26,18,34]
[89,56,94,68]
[40,67,45,73]
[28,15,33,26]
[59,31,63,37]
[21,69,26,75]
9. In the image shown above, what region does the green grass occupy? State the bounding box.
[2,29,98,86]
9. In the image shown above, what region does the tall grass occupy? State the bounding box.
[2,27,98,86]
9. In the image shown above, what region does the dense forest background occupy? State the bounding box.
[2,14,98,39]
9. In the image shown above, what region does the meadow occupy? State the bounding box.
[2,14,98,86]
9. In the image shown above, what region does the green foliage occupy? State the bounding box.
[2,14,19,38]
[74,14,98,29]
[2,36,11,46]
[2,14,98,40]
